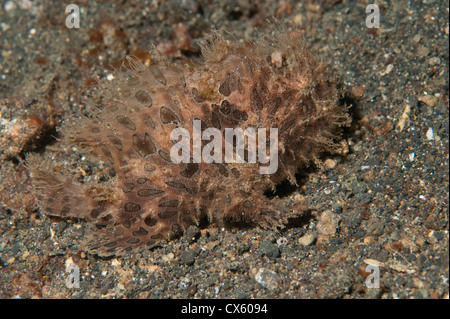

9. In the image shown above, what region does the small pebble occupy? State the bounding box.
[293,13,304,25]
[181,248,199,266]
[184,225,200,243]
[162,252,174,262]
[324,158,337,169]
[317,210,340,237]
[4,1,16,12]
[417,46,430,57]
[351,84,366,98]
[419,95,438,107]
[252,268,282,291]
[427,231,438,244]
[259,240,280,258]
[111,259,121,267]
[384,64,394,75]
[426,127,434,140]
[298,232,316,246]
[363,236,375,245]
[428,57,441,66]
[317,210,340,244]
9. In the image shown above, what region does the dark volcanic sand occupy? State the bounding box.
[0,0,448,299]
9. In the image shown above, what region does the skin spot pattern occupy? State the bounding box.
[180,163,199,178]
[166,180,187,189]
[137,177,148,184]
[251,87,264,110]
[214,163,229,177]
[137,188,165,197]
[124,202,141,213]
[144,216,158,226]
[90,127,101,134]
[90,209,101,219]
[132,227,149,236]
[116,115,136,131]
[158,199,179,208]
[243,200,253,208]
[122,182,135,193]
[151,67,167,86]
[219,73,231,96]
[127,237,140,244]
[122,219,133,228]
[151,233,164,240]
[211,111,222,129]
[160,106,180,124]
[158,210,177,219]
[133,133,156,157]
[232,109,248,121]
[220,100,232,115]
[158,150,172,162]
[135,90,153,107]
[147,116,156,129]
[107,135,123,151]
[191,88,205,103]
[144,163,156,172]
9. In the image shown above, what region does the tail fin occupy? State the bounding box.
[26,154,96,220]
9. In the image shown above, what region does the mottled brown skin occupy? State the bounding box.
[27,25,349,256]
